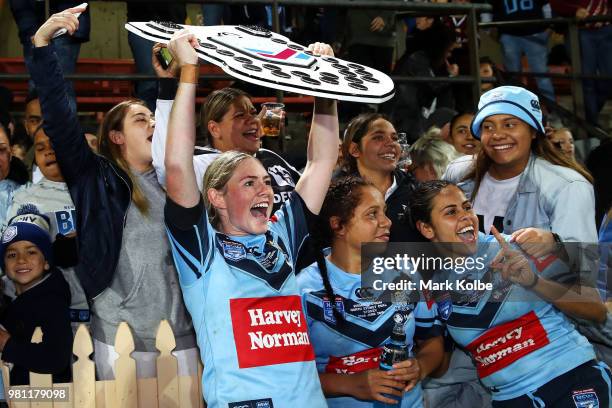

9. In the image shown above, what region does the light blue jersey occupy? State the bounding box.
[435,233,597,401]
[165,192,326,407]
[298,259,442,408]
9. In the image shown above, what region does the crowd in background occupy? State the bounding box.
[0,1,611,407]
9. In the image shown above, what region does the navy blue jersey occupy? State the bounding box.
[164,192,326,407]
[298,259,443,407]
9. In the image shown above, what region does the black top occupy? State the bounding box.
[1,270,73,385]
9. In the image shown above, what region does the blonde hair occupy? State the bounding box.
[202,151,253,229]
[410,129,461,179]
[98,99,150,214]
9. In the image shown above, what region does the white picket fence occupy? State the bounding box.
[1,321,205,408]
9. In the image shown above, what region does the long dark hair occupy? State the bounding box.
[312,176,372,324]
[465,126,593,202]
[408,180,453,230]
[340,113,389,175]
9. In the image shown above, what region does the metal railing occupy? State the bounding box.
[2,0,612,138]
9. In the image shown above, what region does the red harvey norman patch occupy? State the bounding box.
[230,296,315,368]
[325,347,382,374]
[465,310,550,378]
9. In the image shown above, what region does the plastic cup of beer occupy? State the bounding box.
[261,102,285,137]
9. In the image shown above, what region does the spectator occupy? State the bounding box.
[484,0,556,103]
[339,113,424,243]
[125,5,187,111]
[29,10,197,380]
[383,24,458,141]
[21,92,41,172]
[6,124,89,329]
[0,212,73,386]
[479,56,500,93]
[550,0,612,125]
[409,128,461,182]
[163,32,337,405]
[345,9,398,74]
[0,123,27,231]
[8,0,90,111]
[201,3,229,26]
[444,86,594,241]
[449,111,479,155]
[549,127,576,161]
[297,176,444,406]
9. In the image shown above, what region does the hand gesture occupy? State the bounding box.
[33,6,86,47]
[446,60,459,77]
[388,358,421,392]
[152,43,180,78]
[510,227,558,259]
[490,226,538,287]
[352,368,405,404]
[371,16,386,32]
[167,30,199,67]
[307,42,335,57]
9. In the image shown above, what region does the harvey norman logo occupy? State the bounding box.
[230,296,315,368]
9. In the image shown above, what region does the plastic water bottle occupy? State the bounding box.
[374,321,409,407]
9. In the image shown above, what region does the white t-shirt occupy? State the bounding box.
[472,172,521,234]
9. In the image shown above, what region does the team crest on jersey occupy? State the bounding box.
[572,388,599,408]
[221,239,247,261]
[436,293,453,321]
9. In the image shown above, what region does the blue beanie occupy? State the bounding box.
[471,86,545,139]
[0,212,53,269]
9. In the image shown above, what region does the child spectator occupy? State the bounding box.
[6,125,89,329]
[0,212,73,386]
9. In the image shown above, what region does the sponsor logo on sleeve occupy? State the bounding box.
[325,347,382,374]
[572,388,599,408]
[230,296,315,368]
[228,398,274,408]
[465,310,550,378]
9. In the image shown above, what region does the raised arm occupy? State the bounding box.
[164,31,201,208]
[295,43,339,215]
[30,6,94,185]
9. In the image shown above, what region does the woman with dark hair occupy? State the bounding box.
[410,180,609,407]
[28,8,196,380]
[446,86,596,245]
[339,113,423,243]
[297,176,444,406]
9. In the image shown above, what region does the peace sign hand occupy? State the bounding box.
[490,226,538,288]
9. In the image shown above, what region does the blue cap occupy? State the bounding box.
[0,212,53,270]
[471,86,545,139]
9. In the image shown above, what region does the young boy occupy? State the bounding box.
[0,211,73,385]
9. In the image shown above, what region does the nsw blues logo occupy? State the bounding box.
[221,239,247,262]
[436,293,453,321]
[572,388,599,408]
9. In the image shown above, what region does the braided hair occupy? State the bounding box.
[312,175,372,324]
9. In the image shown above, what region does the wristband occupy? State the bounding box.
[179,64,199,84]
[523,272,539,289]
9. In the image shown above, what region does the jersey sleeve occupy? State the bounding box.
[269,191,314,267]
[413,301,444,340]
[164,195,216,286]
